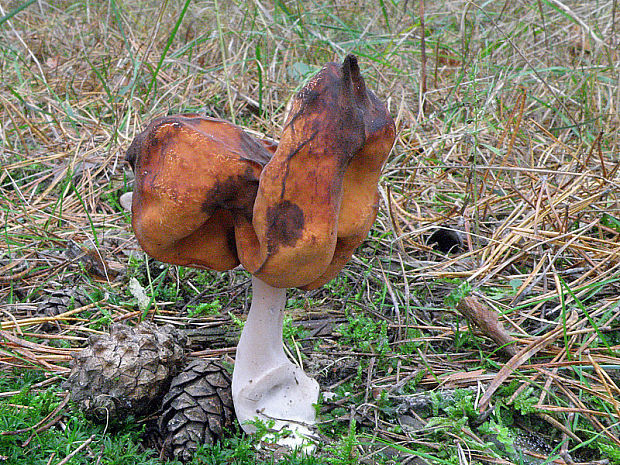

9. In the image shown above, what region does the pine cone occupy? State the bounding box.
[37,287,89,329]
[159,359,234,462]
[64,322,187,422]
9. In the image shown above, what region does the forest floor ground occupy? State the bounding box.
[1,1,619,464]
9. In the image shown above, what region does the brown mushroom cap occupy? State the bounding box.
[127,56,394,291]
[126,115,273,271]
[300,73,396,289]
[237,55,396,289]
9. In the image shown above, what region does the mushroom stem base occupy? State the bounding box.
[234,363,319,447]
[232,276,319,448]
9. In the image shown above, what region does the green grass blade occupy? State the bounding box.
[0,0,36,27]
[146,0,192,101]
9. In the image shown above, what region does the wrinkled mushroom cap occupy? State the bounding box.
[126,115,273,271]
[302,57,396,289]
[239,55,396,289]
[127,56,395,291]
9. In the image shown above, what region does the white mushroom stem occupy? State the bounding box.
[232,275,319,447]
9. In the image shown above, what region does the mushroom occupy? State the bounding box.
[125,56,395,448]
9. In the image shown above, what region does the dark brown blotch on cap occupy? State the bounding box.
[125,118,175,171]
[125,137,140,170]
[225,227,238,261]
[266,200,304,251]
[202,173,260,219]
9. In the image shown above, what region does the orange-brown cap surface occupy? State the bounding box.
[126,115,272,271]
[237,55,396,289]
[127,57,394,291]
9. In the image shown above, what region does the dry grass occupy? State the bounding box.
[1,1,619,464]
